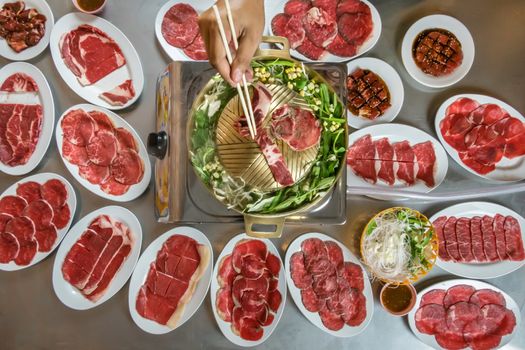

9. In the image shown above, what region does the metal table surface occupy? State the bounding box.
[1,0,524,349]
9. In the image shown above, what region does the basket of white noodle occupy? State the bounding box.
[361,207,438,284]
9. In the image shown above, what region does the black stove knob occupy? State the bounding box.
[147,131,168,159]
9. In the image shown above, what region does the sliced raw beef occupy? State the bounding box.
[33,224,57,252]
[503,215,525,261]
[0,232,19,263]
[492,214,508,260]
[296,36,326,60]
[459,151,495,175]
[270,105,321,151]
[40,179,68,209]
[114,127,137,151]
[99,79,136,106]
[470,216,486,261]
[443,217,461,261]
[446,301,481,333]
[301,238,327,265]
[16,181,41,203]
[469,289,506,308]
[326,34,357,57]
[0,213,12,232]
[374,137,394,185]
[435,329,468,350]
[62,139,89,166]
[5,216,37,266]
[265,253,281,277]
[412,141,436,187]
[61,109,96,147]
[319,303,344,331]
[161,3,199,48]
[232,306,264,341]
[284,0,312,15]
[491,308,516,336]
[88,111,114,132]
[415,304,447,335]
[312,0,337,18]
[100,176,130,196]
[443,284,475,309]
[325,241,343,267]
[303,7,337,48]
[433,216,451,261]
[468,104,507,126]
[420,289,446,306]
[312,273,338,298]
[456,217,474,262]
[86,130,117,166]
[337,9,372,47]
[0,195,27,216]
[336,0,369,17]
[344,290,366,326]
[337,262,364,292]
[271,14,305,49]
[393,141,415,185]
[290,251,313,289]
[465,325,502,350]
[22,199,53,228]
[0,73,38,92]
[441,113,474,151]
[79,162,110,185]
[52,203,70,230]
[218,255,236,287]
[111,149,143,185]
[445,98,480,118]
[301,287,324,312]
[216,286,235,322]
[347,134,377,183]
[481,215,499,262]
[183,33,208,60]
[231,239,268,278]
[59,25,126,86]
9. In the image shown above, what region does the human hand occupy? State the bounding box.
[199,0,265,86]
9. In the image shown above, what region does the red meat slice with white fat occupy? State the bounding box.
[62,139,89,166]
[433,216,451,261]
[22,199,53,229]
[88,111,114,132]
[393,141,415,185]
[301,287,324,312]
[231,306,264,341]
[503,215,525,261]
[469,289,506,308]
[100,176,130,196]
[492,214,508,261]
[420,289,446,306]
[325,241,344,267]
[271,13,306,49]
[284,0,312,15]
[470,216,486,261]
[114,127,138,151]
[110,149,143,185]
[61,109,96,147]
[183,33,208,61]
[347,134,377,183]
[99,79,135,106]
[337,10,372,47]
[415,303,447,335]
[232,239,268,278]
[218,254,236,288]
[443,217,461,261]
[319,302,344,331]
[52,203,70,230]
[5,216,37,266]
[0,73,39,92]
[290,251,313,289]
[373,137,395,185]
[161,3,199,49]
[270,105,322,151]
[303,7,337,48]
[33,224,57,252]
[456,217,474,262]
[16,181,42,203]
[326,34,357,57]
[216,286,234,322]
[435,329,468,349]
[443,284,476,309]
[481,215,499,262]
[446,301,481,333]
[86,130,117,166]
[337,262,364,292]
[412,141,436,187]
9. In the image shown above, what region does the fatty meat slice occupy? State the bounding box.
[86,130,117,166]
[420,289,446,306]
[445,97,480,118]
[15,181,42,203]
[0,195,27,216]
[415,304,447,335]
[114,127,138,151]
[62,139,89,166]
[0,232,19,263]
[100,176,130,196]
[433,216,451,261]
[443,284,476,309]
[456,217,474,262]
[443,217,461,261]
[271,13,306,49]
[301,287,324,312]
[312,0,337,19]
[468,104,507,126]
[303,7,337,48]
[99,79,136,106]
[503,215,525,261]
[290,251,313,289]
[161,3,199,48]
[284,0,312,15]
[470,216,487,261]
[216,286,234,322]
[110,148,143,185]
[79,162,110,185]
[481,215,499,262]
[0,73,39,92]
[88,111,114,132]
[182,33,208,61]
[61,109,96,147]
[301,237,328,266]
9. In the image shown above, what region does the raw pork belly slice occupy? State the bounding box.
[393,141,415,185]
[183,33,208,61]
[373,137,394,185]
[62,215,133,301]
[59,24,126,86]
[0,73,39,92]
[136,234,210,327]
[99,79,136,106]
[413,141,436,187]
[303,7,337,48]
[161,3,199,48]
[270,104,322,151]
[503,215,525,261]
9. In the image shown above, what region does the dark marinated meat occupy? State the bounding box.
[412,28,463,77]
[346,68,391,119]
[0,1,46,53]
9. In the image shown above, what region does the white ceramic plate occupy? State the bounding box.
[0,172,76,271]
[430,201,525,279]
[210,233,286,347]
[0,62,54,175]
[346,57,404,129]
[52,206,142,310]
[0,0,54,61]
[408,279,521,350]
[128,226,213,334]
[401,14,475,88]
[155,0,214,61]
[285,232,373,337]
[266,0,381,63]
[347,123,449,199]
[435,94,525,182]
[49,12,143,109]
[55,103,151,202]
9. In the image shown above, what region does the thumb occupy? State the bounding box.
[230,31,260,84]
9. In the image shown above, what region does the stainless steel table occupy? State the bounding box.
[1,0,524,349]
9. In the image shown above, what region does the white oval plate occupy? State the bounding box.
[0,172,76,271]
[155,0,214,61]
[55,103,151,202]
[210,233,286,347]
[408,279,521,350]
[347,123,449,199]
[266,0,381,63]
[0,0,54,61]
[435,94,525,182]
[346,57,404,129]
[430,201,525,279]
[52,206,142,310]
[128,226,213,334]
[401,14,475,88]
[49,12,143,110]
[285,232,373,337]
[0,62,54,175]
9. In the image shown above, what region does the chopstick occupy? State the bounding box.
[212,3,257,139]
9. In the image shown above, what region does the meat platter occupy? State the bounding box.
[267,0,381,63]
[345,57,404,129]
[49,12,144,109]
[407,279,521,350]
[128,226,212,334]
[401,15,475,88]
[0,0,54,61]
[0,62,54,175]
[430,201,525,279]
[210,233,285,346]
[154,0,216,62]
[346,123,448,199]
[52,206,142,310]
[435,94,525,182]
[285,232,373,337]
[0,172,76,271]
[55,104,151,202]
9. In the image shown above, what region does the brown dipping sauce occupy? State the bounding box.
[412,28,463,77]
[77,0,105,12]
[381,284,415,314]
